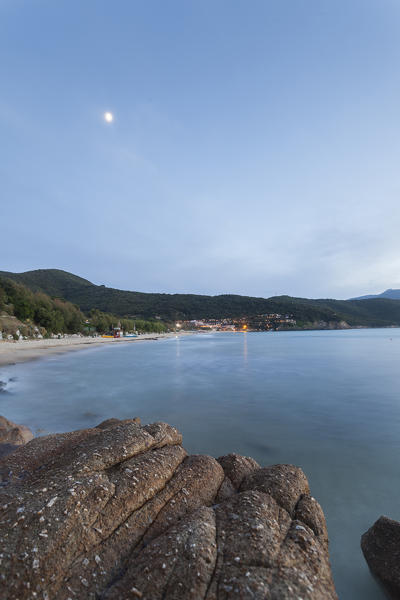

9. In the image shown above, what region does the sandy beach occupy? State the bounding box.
[0,333,187,367]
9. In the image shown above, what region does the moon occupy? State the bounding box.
[104,111,114,123]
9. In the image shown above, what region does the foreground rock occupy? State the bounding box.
[0,418,337,599]
[0,415,33,458]
[362,516,400,598]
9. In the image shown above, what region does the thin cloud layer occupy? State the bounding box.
[1,1,400,299]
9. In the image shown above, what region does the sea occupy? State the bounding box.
[1,328,399,599]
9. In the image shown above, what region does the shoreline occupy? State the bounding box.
[0,332,190,368]
[1,327,396,369]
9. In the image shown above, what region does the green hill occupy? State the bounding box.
[2,269,400,327]
[0,269,93,297]
[0,275,84,336]
[0,274,167,337]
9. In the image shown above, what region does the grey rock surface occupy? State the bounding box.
[362,515,400,598]
[0,415,33,446]
[0,415,33,457]
[0,418,337,599]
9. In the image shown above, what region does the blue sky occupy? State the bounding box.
[1,0,400,298]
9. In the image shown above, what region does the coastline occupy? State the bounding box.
[0,332,189,368]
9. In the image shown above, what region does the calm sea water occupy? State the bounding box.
[1,329,400,599]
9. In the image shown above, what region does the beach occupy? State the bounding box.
[0,333,186,367]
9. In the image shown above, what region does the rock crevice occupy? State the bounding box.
[0,418,337,599]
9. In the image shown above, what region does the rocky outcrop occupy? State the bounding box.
[0,418,337,599]
[0,415,33,458]
[362,516,400,598]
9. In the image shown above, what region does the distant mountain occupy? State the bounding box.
[3,269,400,327]
[350,289,400,301]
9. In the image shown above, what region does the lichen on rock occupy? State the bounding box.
[0,418,337,599]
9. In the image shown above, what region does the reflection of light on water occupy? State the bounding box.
[243,332,248,365]
[175,336,181,359]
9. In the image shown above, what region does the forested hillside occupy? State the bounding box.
[0,276,84,335]
[2,269,400,327]
[0,269,93,297]
[0,276,167,337]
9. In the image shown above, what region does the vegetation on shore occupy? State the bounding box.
[0,276,167,338]
[87,309,167,335]
[2,269,400,329]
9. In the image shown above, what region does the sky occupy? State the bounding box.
[1,0,400,299]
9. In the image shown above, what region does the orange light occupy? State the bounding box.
[242,324,247,330]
